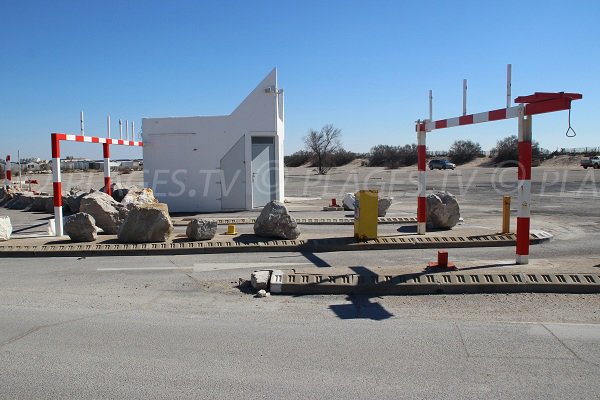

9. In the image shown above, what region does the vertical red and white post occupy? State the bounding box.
[516,110,532,264]
[51,134,64,236]
[416,124,427,235]
[4,155,12,187]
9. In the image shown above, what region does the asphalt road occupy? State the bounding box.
[2,165,600,398]
[1,254,599,399]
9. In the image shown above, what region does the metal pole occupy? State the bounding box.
[51,134,63,236]
[80,110,85,136]
[428,90,433,121]
[126,119,129,141]
[417,124,427,235]
[107,114,111,138]
[119,119,123,140]
[132,121,135,141]
[103,143,111,196]
[516,110,532,264]
[506,64,512,109]
[462,79,467,116]
[18,150,22,191]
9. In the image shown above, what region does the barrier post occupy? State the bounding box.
[5,155,11,188]
[417,126,427,234]
[103,143,111,196]
[516,112,532,264]
[51,133,64,236]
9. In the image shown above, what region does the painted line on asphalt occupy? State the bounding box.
[98,262,307,272]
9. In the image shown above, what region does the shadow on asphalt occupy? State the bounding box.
[329,295,394,321]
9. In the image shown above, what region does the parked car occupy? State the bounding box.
[580,156,600,169]
[429,159,456,170]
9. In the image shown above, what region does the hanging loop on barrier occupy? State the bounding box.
[565,108,577,138]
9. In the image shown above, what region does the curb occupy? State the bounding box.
[0,231,552,258]
[268,269,600,295]
[174,217,417,226]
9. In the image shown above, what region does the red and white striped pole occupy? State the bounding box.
[103,143,111,196]
[417,124,427,234]
[51,133,64,236]
[516,111,532,264]
[5,155,12,188]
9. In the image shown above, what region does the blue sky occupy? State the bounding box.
[1,0,598,160]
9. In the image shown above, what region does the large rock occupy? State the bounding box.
[254,201,300,240]
[117,203,173,243]
[27,195,54,213]
[426,191,460,229]
[121,187,157,209]
[378,197,393,217]
[0,216,12,241]
[80,191,128,234]
[186,219,217,241]
[63,191,87,214]
[101,182,135,203]
[5,193,35,210]
[342,193,356,211]
[64,212,98,242]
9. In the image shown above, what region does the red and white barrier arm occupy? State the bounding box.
[516,112,532,264]
[417,129,427,234]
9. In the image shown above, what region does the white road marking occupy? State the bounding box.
[97,262,308,272]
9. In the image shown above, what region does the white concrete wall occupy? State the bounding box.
[142,69,284,212]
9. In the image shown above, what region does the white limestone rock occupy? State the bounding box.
[426,191,460,229]
[0,216,12,241]
[253,201,300,240]
[117,203,173,243]
[64,212,98,242]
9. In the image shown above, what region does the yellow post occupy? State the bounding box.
[502,195,511,234]
[354,190,378,241]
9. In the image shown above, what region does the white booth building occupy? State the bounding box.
[142,69,285,212]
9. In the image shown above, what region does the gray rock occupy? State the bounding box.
[0,216,12,241]
[104,183,136,203]
[64,212,98,242]
[117,203,173,243]
[186,219,217,241]
[253,201,300,240]
[121,187,157,209]
[6,193,35,210]
[426,191,460,229]
[378,197,393,217]
[80,191,128,234]
[27,195,54,213]
[342,193,356,211]
[63,191,87,214]
[256,289,268,298]
[251,270,271,291]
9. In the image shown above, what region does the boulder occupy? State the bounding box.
[254,201,300,240]
[251,270,271,291]
[64,212,98,242]
[0,188,15,207]
[117,203,173,243]
[378,197,393,217]
[27,195,54,213]
[0,216,12,241]
[80,191,128,234]
[63,191,87,214]
[186,219,217,241]
[121,187,157,209]
[342,193,356,211]
[426,191,460,229]
[6,193,35,210]
[102,182,135,203]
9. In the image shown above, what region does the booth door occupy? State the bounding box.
[251,137,276,208]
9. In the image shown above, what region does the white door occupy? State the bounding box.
[251,137,275,207]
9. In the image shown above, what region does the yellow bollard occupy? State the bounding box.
[502,195,511,234]
[354,190,378,241]
[226,224,238,235]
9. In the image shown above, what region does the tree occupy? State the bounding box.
[303,124,341,174]
[368,144,418,168]
[448,140,483,165]
[491,135,542,166]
